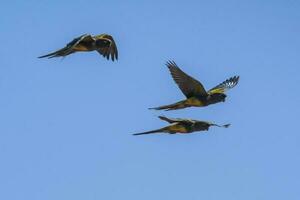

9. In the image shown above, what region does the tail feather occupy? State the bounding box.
[38,51,58,58]
[149,100,189,111]
[133,128,163,136]
[38,47,72,59]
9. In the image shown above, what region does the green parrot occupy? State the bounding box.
[133,116,230,136]
[38,34,118,61]
[150,61,239,111]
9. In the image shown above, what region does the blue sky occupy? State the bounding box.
[1,0,300,199]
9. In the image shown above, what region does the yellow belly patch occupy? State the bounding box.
[186,97,205,107]
[73,45,90,51]
[168,124,188,133]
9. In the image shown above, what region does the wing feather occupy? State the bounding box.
[95,34,118,61]
[166,61,207,98]
[208,76,239,94]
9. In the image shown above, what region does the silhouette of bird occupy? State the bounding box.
[38,34,118,61]
[150,61,239,111]
[133,116,230,136]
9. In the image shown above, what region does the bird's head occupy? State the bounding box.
[193,122,210,131]
[208,93,227,104]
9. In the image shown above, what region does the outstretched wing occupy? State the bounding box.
[158,116,184,123]
[66,34,92,48]
[95,34,118,61]
[166,61,207,98]
[38,34,93,58]
[158,116,194,125]
[207,76,239,94]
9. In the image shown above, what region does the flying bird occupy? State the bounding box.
[38,34,118,61]
[133,116,230,136]
[150,61,239,111]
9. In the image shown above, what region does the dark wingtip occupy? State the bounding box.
[223,124,231,128]
[165,60,177,68]
[233,76,240,86]
[158,115,166,120]
[112,54,118,62]
[233,76,240,82]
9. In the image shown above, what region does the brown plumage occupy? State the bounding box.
[150,61,239,111]
[38,34,118,61]
[133,116,230,136]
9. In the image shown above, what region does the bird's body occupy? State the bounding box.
[133,116,230,136]
[150,61,239,111]
[152,96,213,111]
[38,34,118,61]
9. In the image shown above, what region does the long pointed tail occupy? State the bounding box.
[38,47,72,59]
[211,123,231,128]
[133,128,163,136]
[38,51,58,58]
[149,100,189,111]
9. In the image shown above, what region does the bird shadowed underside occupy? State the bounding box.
[133,116,230,136]
[38,34,118,61]
[149,61,239,111]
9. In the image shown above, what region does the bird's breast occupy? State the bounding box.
[186,97,206,107]
[73,41,96,51]
[168,124,189,133]
[72,45,92,51]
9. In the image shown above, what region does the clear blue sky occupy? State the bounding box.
[1,0,299,199]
